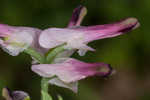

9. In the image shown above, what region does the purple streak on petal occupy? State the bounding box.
[72,18,140,42]
[68,5,87,27]
[32,58,112,83]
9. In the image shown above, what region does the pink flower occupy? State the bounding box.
[37,5,139,92]
[32,58,112,92]
[43,5,89,92]
[39,18,140,56]
[0,24,42,56]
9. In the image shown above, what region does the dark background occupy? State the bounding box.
[0,0,150,100]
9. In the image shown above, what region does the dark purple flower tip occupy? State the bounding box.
[2,87,30,100]
[96,64,114,78]
[68,5,87,27]
[117,17,140,33]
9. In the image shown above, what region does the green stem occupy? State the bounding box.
[41,78,49,92]
[24,47,45,64]
[25,46,65,100]
[45,45,65,63]
[41,77,56,100]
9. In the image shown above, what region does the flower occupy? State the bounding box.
[2,87,30,100]
[0,24,42,56]
[36,5,139,92]
[39,18,140,56]
[50,5,88,59]
[32,58,112,92]
[40,5,89,92]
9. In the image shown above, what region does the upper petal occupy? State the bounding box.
[72,17,140,42]
[32,58,112,83]
[39,28,84,49]
[39,18,139,52]
[68,5,87,27]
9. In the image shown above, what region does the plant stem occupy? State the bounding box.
[41,45,65,100]
[41,78,49,92]
[24,47,45,64]
[25,46,65,100]
[45,45,65,63]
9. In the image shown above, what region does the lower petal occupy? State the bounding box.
[49,78,78,93]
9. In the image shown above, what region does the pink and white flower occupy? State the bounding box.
[0,24,42,56]
[32,58,112,92]
[39,18,140,56]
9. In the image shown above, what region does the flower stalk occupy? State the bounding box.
[24,45,66,100]
[41,78,52,100]
[45,45,65,64]
[24,47,45,64]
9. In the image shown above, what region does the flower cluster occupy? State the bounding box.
[0,5,139,97]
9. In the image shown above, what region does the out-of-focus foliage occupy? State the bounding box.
[0,0,149,100]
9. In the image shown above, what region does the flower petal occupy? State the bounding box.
[39,28,84,49]
[49,78,78,93]
[0,24,42,56]
[68,5,87,27]
[39,18,139,56]
[73,17,140,42]
[32,58,112,83]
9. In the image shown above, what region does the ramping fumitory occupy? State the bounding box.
[32,5,140,92]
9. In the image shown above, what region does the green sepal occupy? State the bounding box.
[45,45,65,64]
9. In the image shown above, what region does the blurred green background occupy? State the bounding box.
[0,0,150,100]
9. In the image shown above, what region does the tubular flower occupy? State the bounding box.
[38,5,139,92]
[39,18,140,56]
[32,58,112,92]
[2,87,30,100]
[52,5,87,59]
[0,24,42,56]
